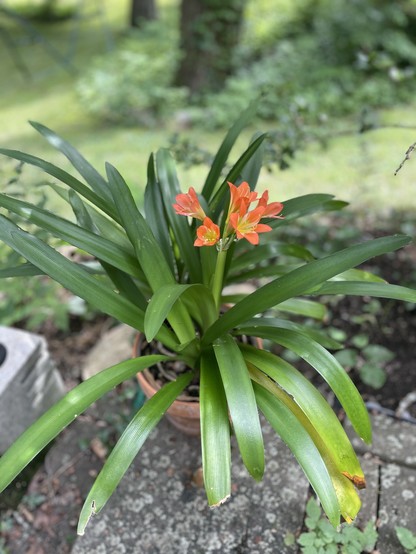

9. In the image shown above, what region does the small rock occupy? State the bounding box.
[81,325,135,380]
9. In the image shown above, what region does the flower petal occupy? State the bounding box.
[173,187,206,220]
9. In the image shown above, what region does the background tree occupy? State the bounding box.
[175,0,246,94]
[130,0,158,28]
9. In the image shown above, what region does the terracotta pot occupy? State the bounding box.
[133,335,201,436]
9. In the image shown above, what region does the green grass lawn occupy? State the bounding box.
[1,0,416,214]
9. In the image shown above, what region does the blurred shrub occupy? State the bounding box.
[77,21,189,127]
[76,0,416,137]
[299,0,416,70]
[188,0,416,129]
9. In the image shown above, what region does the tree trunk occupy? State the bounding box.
[130,0,157,28]
[175,0,246,94]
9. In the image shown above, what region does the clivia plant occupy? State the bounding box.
[0,104,415,535]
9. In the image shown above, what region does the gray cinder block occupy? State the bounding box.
[0,326,65,453]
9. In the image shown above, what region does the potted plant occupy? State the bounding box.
[0,104,415,535]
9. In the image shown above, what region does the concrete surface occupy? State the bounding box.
[0,326,65,453]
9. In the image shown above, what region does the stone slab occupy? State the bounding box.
[377,464,416,554]
[345,413,416,552]
[0,325,42,394]
[345,412,416,467]
[72,419,309,554]
[0,326,65,453]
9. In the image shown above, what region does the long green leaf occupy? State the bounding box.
[237,317,342,350]
[202,235,411,345]
[329,268,386,283]
[312,281,416,303]
[0,355,169,494]
[242,345,362,476]
[200,351,231,506]
[213,335,264,480]
[106,163,174,290]
[0,149,119,221]
[202,100,258,201]
[240,326,371,443]
[145,284,216,342]
[0,263,42,277]
[253,383,341,526]
[82,202,134,252]
[30,121,112,204]
[77,371,194,535]
[226,263,299,284]
[0,216,176,349]
[269,194,337,227]
[106,163,195,344]
[229,243,282,274]
[144,153,175,273]
[211,133,268,216]
[0,193,142,279]
[69,190,148,310]
[155,149,202,283]
[239,131,265,189]
[276,298,327,320]
[251,367,362,524]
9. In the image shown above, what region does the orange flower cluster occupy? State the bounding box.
[173,182,283,248]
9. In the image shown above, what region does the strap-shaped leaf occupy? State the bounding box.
[269,193,338,227]
[0,215,176,349]
[0,193,142,279]
[242,345,362,477]
[329,268,386,283]
[229,243,282,274]
[200,350,231,507]
[30,121,112,204]
[253,382,341,526]
[226,262,299,284]
[239,131,265,189]
[211,133,268,217]
[77,371,194,535]
[106,162,174,290]
[0,263,42,278]
[145,284,217,342]
[275,298,327,320]
[213,335,264,480]
[0,148,118,221]
[155,149,202,283]
[0,355,169,494]
[202,235,411,346]
[67,187,135,254]
[252,365,361,524]
[237,317,342,350]
[241,327,371,443]
[69,191,147,310]
[81,201,135,252]
[312,281,416,303]
[106,163,195,344]
[202,99,258,201]
[144,153,175,273]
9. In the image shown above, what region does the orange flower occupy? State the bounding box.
[194,217,220,247]
[228,181,258,215]
[229,205,272,245]
[257,190,284,219]
[173,187,206,221]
